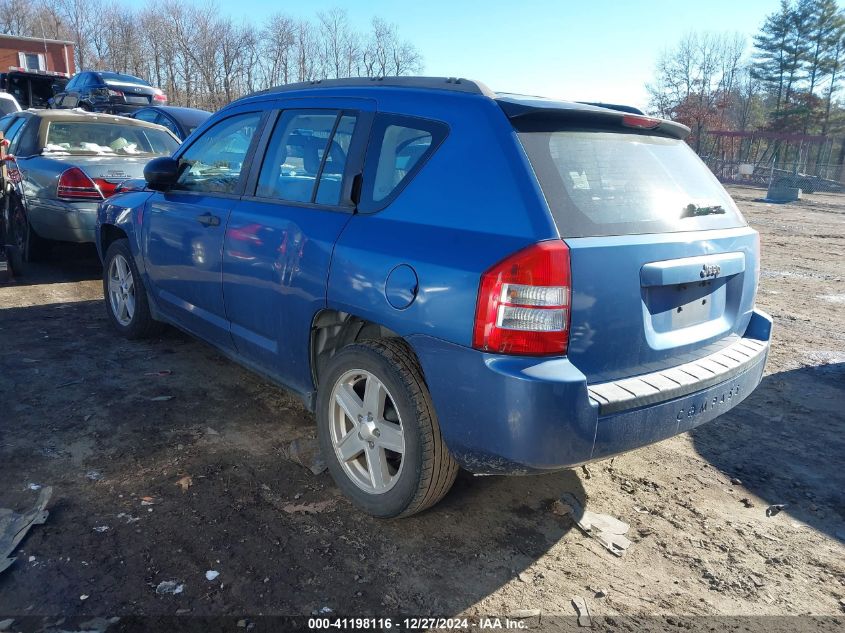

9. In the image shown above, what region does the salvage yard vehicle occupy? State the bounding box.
[0,67,69,110]
[50,71,167,114]
[96,77,772,518]
[130,105,212,141]
[3,109,179,260]
[0,92,21,115]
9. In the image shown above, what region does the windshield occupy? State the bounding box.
[44,121,179,156]
[518,130,745,237]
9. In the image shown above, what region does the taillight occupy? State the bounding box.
[57,167,102,200]
[472,240,571,356]
[153,91,167,103]
[107,89,124,98]
[57,168,121,200]
[622,114,661,129]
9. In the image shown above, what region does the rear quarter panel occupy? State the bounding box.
[327,91,557,346]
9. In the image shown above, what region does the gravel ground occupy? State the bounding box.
[0,186,843,631]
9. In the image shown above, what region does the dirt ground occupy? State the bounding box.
[0,186,843,630]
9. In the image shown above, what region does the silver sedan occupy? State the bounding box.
[2,109,180,260]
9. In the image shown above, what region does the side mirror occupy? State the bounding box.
[144,157,179,191]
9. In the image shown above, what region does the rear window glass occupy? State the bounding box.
[256,109,354,205]
[45,121,179,156]
[518,130,745,237]
[100,72,150,86]
[359,114,447,212]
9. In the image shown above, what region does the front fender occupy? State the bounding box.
[96,191,154,265]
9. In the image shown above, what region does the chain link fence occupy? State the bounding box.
[702,157,845,195]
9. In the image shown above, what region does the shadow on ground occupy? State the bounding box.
[6,243,101,288]
[691,363,845,541]
[0,295,586,618]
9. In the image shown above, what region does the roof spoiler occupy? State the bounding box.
[498,99,690,140]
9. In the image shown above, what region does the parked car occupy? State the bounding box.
[0,67,69,109]
[2,109,179,261]
[50,71,167,113]
[0,92,21,115]
[130,105,211,141]
[96,77,772,518]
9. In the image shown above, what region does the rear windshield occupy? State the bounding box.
[518,130,745,237]
[101,72,150,86]
[45,121,179,156]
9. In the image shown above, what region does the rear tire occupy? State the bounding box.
[4,245,22,276]
[103,239,163,339]
[317,338,458,518]
[9,197,46,263]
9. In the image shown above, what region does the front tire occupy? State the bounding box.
[317,339,458,518]
[103,239,162,339]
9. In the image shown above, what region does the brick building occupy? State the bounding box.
[0,33,75,75]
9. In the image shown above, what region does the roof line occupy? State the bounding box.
[0,32,75,46]
[253,76,495,98]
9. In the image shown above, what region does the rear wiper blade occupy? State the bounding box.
[681,203,725,218]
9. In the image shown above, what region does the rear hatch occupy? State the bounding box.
[504,99,759,383]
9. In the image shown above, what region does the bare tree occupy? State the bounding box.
[262,13,297,86]
[360,17,422,77]
[2,1,425,109]
[55,0,100,71]
[0,0,37,37]
[647,32,746,151]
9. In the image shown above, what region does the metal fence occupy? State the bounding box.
[701,157,845,194]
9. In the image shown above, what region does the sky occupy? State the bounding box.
[150,0,783,110]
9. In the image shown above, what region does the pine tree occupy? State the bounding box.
[821,24,845,134]
[752,0,794,112]
[804,0,841,99]
[781,0,813,107]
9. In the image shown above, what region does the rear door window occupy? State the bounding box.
[518,129,746,237]
[157,115,180,138]
[0,115,14,133]
[359,114,447,211]
[255,109,356,206]
[4,116,27,147]
[133,109,158,124]
[11,117,38,156]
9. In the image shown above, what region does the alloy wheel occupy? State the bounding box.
[329,369,406,494]
[108,253,136,326]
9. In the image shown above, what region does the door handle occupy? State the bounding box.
[196,212,220,227]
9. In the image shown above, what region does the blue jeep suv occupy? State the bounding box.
[96,77,772,518]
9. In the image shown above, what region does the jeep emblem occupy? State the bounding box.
[700,263,721,278]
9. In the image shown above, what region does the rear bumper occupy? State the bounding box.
[27,198,98,243]
[409,309,772,474]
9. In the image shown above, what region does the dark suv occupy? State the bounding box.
[50,71,167,113]
[97,77,771,518]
